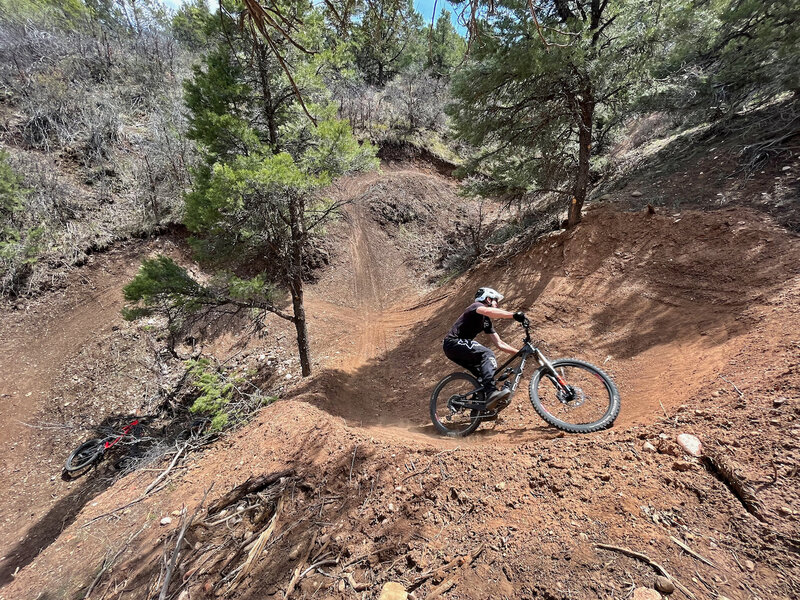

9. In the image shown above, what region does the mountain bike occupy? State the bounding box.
[63,415,211,475]
[430,321,620,437]
[63,415,153,474]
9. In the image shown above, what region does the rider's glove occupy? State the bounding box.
[513,311,527,323]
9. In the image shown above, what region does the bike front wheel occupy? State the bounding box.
[430,372,482,438]
[64,438,106,472]
[529,359,620,433]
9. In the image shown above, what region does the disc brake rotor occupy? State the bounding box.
[558,386,586,407]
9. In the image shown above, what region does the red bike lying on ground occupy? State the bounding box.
[63,415,150,473]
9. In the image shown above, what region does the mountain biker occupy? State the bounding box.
[443,287,527,408]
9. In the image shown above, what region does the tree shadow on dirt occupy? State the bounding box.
[0,411,190,589]
[0,465,114,588]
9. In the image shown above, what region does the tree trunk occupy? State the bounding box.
[289,278,311,376]
[568,90,594,228]
[288,194,312,376]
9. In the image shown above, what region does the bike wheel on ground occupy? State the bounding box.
[529,359,620,433]
[430,372,482,437]
[64,438,106,472]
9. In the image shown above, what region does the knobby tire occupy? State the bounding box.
[64,438,106,472]
[529,359,620,433]
[430,372,482,437]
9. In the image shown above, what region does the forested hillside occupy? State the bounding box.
[0,1,798,599]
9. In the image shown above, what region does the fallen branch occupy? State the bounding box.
[703,452,767,521]
[284,531,318,599]
[595,544,696,600]
[81,481,170,528]
[228,493,284,592]
[719,375,745,400]
[409,543,484,591]
[208,469,294,514]
[424,544,484,600]
[670,536,715,567]
[159,485,213,600]
[402,448,459,483]
[84,525,147,599]
[145,441,189,495]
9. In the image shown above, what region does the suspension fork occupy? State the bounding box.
[534,349,570,393]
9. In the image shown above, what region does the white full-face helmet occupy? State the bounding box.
[475,287,504,304]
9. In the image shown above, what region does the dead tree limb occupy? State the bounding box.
[284,531,318,599]
[207,469,294,514]
[145,441,189,495]
[703,452,767,522]
[408,544,484,592]
[159,485,213,600]
[595,544,696,600]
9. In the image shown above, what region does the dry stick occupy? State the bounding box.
[703,452,767,522]
[84,525,147,599]
[670,536,716,568]
[145,442,189,495]
[719,375,745,400]
[81,481,170,528]
[408,543,484,592]
[207,469,294,514]
[348,444,358,484]
[402,448,460,483]
[285,531,319,599]
[159,485,214,600]
[228,494,285,592]
[424,545,484,600]
[595,544,696,600]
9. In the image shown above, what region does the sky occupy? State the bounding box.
[161,0,468,35]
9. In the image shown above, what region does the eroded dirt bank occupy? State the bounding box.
[1,167,798,600]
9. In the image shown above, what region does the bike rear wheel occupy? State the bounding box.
[64,438,106,472]
[529,359,620,433]
[430,372,482,437]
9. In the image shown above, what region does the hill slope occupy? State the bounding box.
[1,166,798,600]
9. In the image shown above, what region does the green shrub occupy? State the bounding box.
[185,358,235,431]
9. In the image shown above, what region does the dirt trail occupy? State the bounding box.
[1,167,799,600]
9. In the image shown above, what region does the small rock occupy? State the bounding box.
[773,398,786,407]
[631,190,643,198]
[642,442,656,453]
[378,581,408,600]
[769,418,781,426]
[495,482,506,491]
[338,579,346,593]
[744,559,755,572]
[672,460,694,472]
[160,517,172,526]
[632,587,661,600]
[599,473,611,481]
[677,433,703,457]
[171,509,182,517]
[655,575,675,594]
[711,391,720,397]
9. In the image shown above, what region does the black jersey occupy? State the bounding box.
[445,302,495,341]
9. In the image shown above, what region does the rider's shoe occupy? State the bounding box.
[484,387,512,410]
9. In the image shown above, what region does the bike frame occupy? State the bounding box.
[492,325,570,397]
[102,418,140,450]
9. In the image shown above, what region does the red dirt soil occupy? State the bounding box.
[0,167,798,600]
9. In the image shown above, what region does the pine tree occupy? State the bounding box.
[126,3,377,376]
[449,0,660,226]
